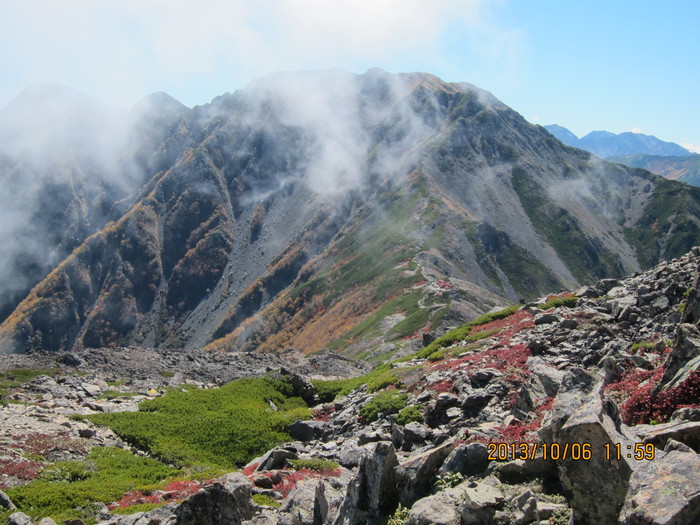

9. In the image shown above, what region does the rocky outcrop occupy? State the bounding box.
[173,473,255,525]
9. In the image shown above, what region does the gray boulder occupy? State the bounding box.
[458,476,504,525]
[407,491,461,525]
[620,450,700,524]
[0,489,16,510]
[174,473,254,525]
[554,383,639,524]
[538,367,598,443]
[256,448,298,471]
[397,442,454,506]
[335,441,399,524]
[637,420,700,452]
[288,420,326,442]
[7,513,34,525]
[278,479,323,525]
[439,443,490,477]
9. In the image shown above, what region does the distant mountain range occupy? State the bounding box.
[2,70,700,356]
[545,124,700,186]
[544,125,691,158]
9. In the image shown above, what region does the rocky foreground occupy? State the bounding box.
[3,249,700,524]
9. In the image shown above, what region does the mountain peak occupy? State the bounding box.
[133,92,187,112]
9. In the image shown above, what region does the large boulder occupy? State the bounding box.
[439,443,490,477]
[457,476,504,525]
[538,367,598,443]
[334,441,399,524]
[620,450,700,524]
[174,473,254,525]
[637,420,700,452]
[277,469,353,525]
[397,442,454,506]
[277,479,323,525]
[407,491,461,525]
[7,513,33,525]
[288,420,327,442]
[255,447,299,471]
[0,490,16,510]
[553,383,640,525]
[406,476,503,525]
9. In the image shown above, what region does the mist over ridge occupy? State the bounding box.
[1,68,699,356]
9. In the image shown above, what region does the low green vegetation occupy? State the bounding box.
[89,377,311,469]
[407,306,519,361]
[538,295,578,310]
[2,447,179,524]
[252,493,281,508]
[329,291,426,351]
[386,503,410,525]
[314,306,521,403]
[359,391,408,423]
[288,458,339,472]
[396,405,423,425]
[313,365,401,402]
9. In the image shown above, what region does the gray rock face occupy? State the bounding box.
[288,420,327,442]
[620,451,700,525]
[7,513,34,525]
[397,442,454,506]
[457,477,504,525]
[174,473,254,525]
[0,489,16,510]
[335,441,399,524]
[439,443,490,477]
[407,491,461,525]
[278,479,321,525]
[544,381,640,524]
[637,420,700,452]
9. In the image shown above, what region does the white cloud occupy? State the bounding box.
[0,0,522,107]
[681,143,700,154]
[630,127,643,134]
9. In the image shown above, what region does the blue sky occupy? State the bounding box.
[1,0,698,151]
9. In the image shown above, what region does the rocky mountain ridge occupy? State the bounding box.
[3,70,700,359]
[2,247,699,524]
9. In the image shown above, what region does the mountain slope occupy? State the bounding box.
[2,70,700,356]
[0,83,189,323]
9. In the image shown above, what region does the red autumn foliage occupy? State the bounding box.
[471,309,535,345]
[620,368,700,425]
[433,344,531,378]
[313,405,336,421]
[272,468,341,498]
[0,457,44,486]
[424,378,454,393]
[496,395,555,443]
[241,462,260,476]
[108,479,213,511]
[436,280,453,290]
